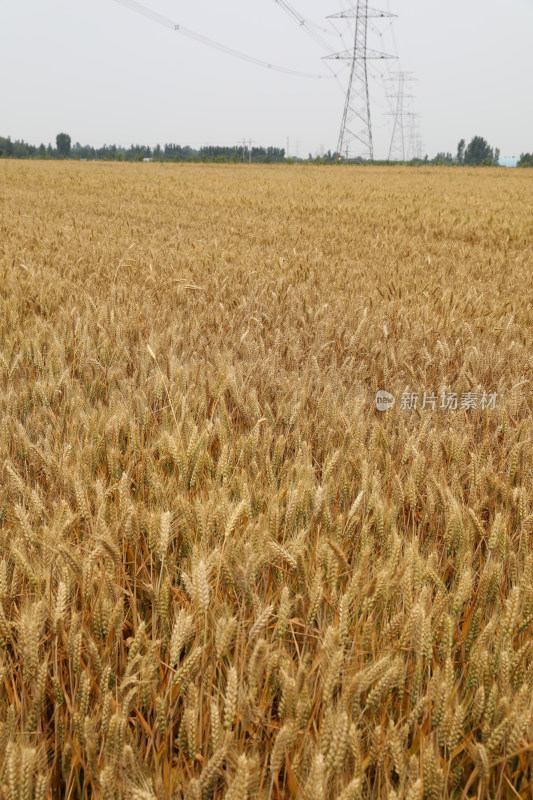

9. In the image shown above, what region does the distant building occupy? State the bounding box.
[143,158,153,163]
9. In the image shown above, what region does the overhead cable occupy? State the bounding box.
[272,0,340,53]
[113,0,333,79]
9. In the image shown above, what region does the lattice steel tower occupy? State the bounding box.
[387,72,417,161]
[326,3,396,160]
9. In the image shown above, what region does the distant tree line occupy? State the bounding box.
[0,131,514,167]
[303,137,503,166]
[412,137,500,167]
[0,133,285,163]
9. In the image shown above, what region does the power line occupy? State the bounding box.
[273,0,337,37]
[272,0,340,53]
[271,0,352,86]
[113,0,333,79]
[271,0,352,85]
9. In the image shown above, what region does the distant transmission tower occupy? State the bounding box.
[326,3,396,160]
[387,72,417,161]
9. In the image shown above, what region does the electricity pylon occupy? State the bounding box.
[386,72,417,161]
[325,3,396,160]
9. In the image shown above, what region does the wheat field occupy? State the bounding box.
[1,160,533,799]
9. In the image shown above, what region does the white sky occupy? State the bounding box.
[1,0,532,159]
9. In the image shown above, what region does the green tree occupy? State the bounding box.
[13,141,30,158]
[56,132,71,158]
[463,136,494,166]
[1,137,14,158]
[493,148,500,165]
[434,152,454,165]
[457,139,465,165]
[517,153,533,167]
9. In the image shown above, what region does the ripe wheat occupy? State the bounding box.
[0,161,532,798]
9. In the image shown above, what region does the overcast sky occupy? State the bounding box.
[1,0,532,159]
